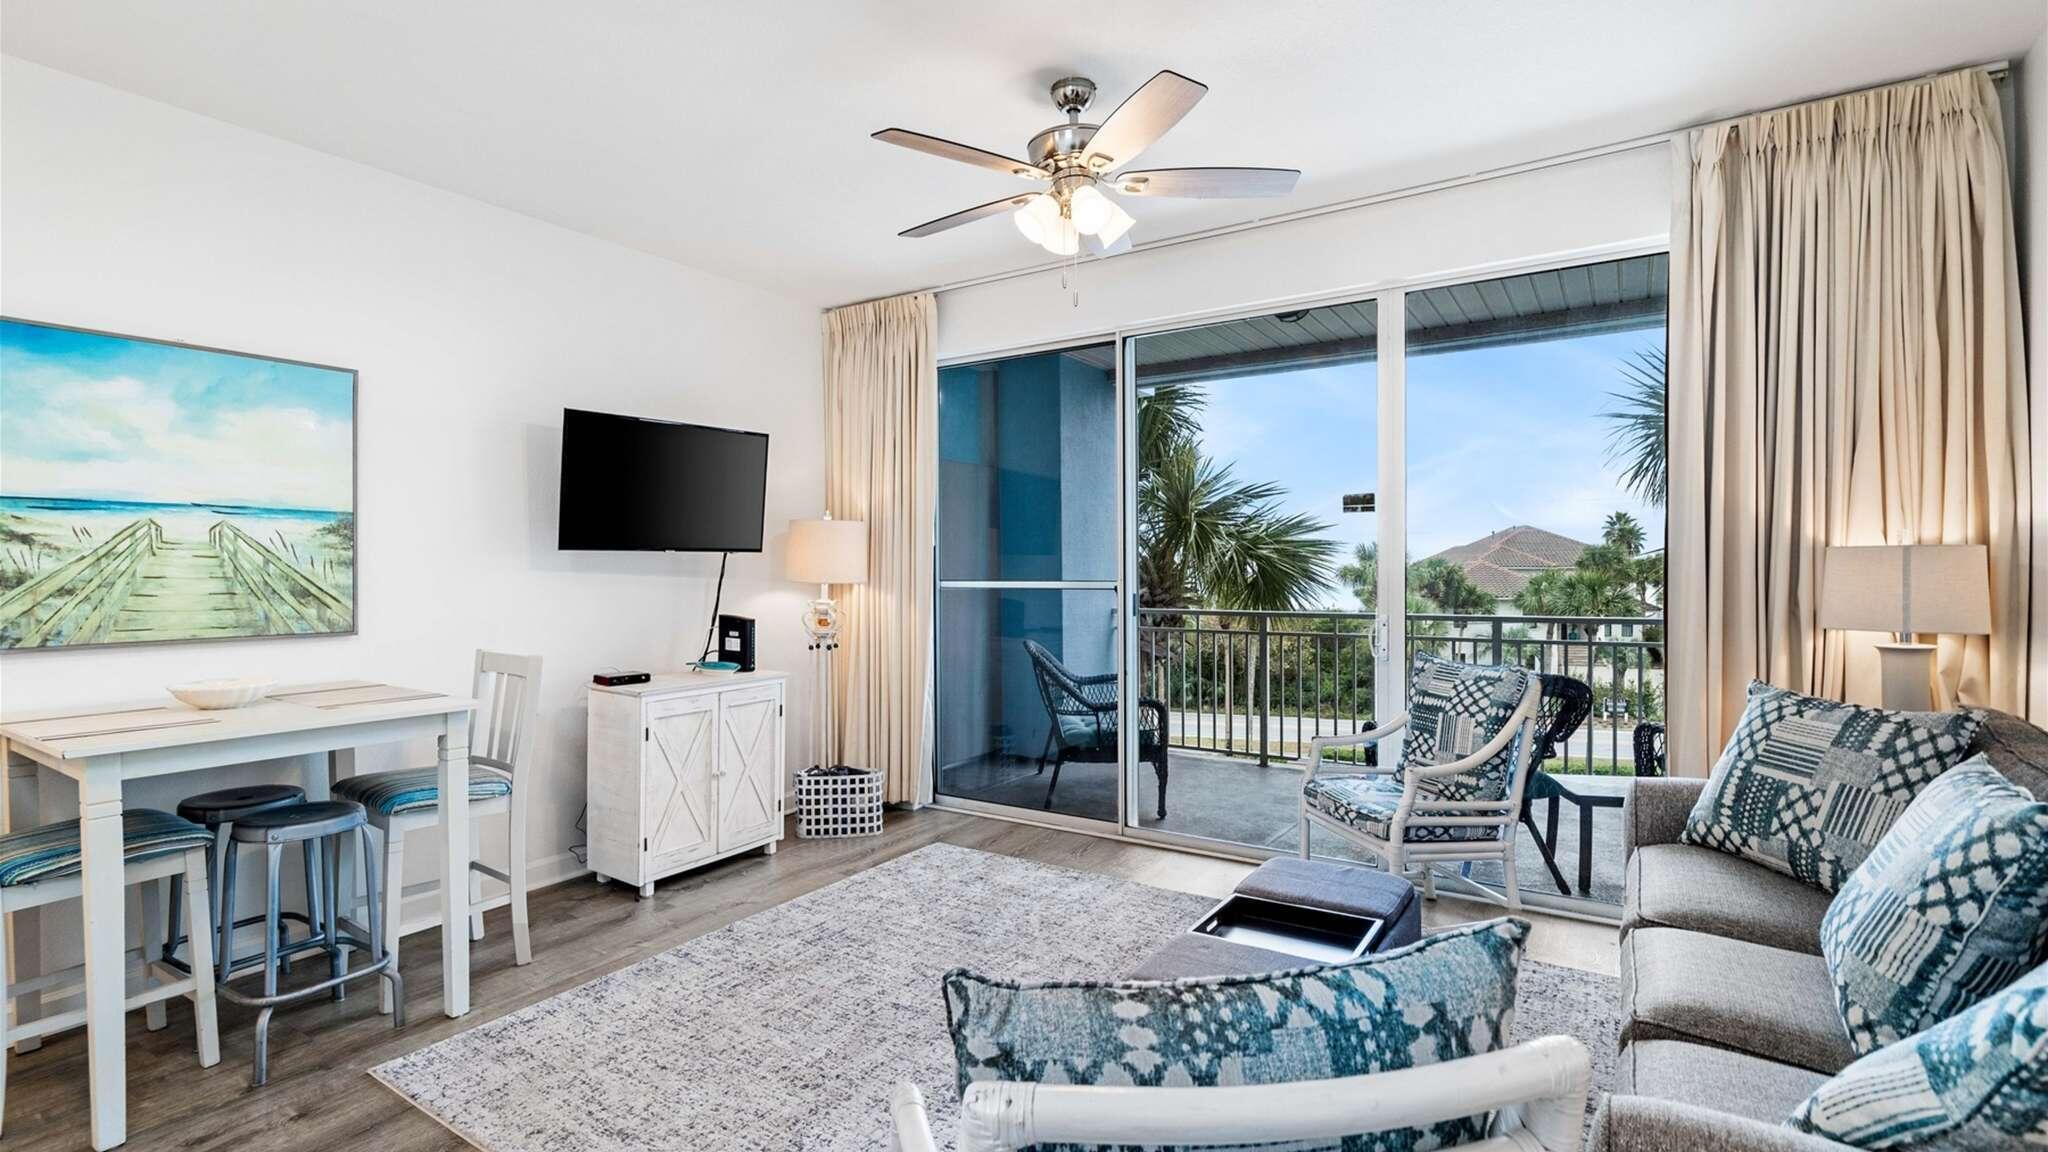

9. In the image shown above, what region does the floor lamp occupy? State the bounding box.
[788,515,867,771]
[1820,544,1990,711]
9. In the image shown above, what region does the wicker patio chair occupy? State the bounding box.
[1631,722,1666,776]
[1022,639,1171,820]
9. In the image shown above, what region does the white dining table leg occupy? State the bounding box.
[437,713,471,1018]
[78,756,128,1150]
[1,739,43,1054]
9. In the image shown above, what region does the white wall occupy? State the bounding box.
[0,60,824,934]
[936,145,1671,361]
[2024,32,2048,723]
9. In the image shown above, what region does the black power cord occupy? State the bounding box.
[698,550,729,665]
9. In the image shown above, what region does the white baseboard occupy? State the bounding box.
[392,849,589,932]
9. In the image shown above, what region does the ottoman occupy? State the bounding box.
[1126,857,1422,980]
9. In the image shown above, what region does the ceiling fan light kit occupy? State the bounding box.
[874,69,1301,261]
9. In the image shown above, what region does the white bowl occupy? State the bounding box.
[168,678,274,710]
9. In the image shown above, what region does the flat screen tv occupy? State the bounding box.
[557,408,769,552]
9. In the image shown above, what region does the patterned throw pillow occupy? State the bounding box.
[1790,960,2048,1147]
[943,917,1530,1152]
[1681,681,1983,892]
[1820,759,2048,1055]
[1397,654,1532,806]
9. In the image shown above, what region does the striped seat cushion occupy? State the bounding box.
[0,809,214,888]
[332,768,512,815]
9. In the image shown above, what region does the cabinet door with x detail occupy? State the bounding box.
[644,692,717,872]
[716,683,784,851]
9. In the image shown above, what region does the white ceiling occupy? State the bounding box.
[3,2,2041,308]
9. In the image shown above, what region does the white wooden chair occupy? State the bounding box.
[334,651,540,1013]
[890,1034,1593,1152]
[1,815,220,1133]
[1299,662,1542,909]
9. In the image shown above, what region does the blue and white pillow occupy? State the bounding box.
[1821,758,2048,1055]
[1791,960,2048,1147]
[1397,653,1532,805]
[943,917,1529,1152]
[1682,681,1983,892]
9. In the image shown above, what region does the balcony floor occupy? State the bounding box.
[936,749,1628,906]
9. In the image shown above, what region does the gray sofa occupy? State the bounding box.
[1592,708,2048,1152]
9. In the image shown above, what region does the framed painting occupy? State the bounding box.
[0,318,357,651]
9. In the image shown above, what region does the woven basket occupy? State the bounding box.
[795,768,885,838]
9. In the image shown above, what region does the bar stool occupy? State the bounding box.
[217,801,399,1086]
[162,784,312,981]
[0,811,221,1132]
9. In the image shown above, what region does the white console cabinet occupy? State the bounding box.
[587,670,787,896]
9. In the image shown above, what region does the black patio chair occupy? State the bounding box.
[1515,673,1593,896]
[1022,639,1171,820]
[1632,722,1667,777]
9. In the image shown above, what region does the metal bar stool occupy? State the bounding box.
[161,784,318,981]
[217,800,400,1086]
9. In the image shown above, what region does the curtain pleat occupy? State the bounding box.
[822,293,937,803]
[1668,69,2033,766]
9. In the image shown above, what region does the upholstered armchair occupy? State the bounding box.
[1298,654,1543,908]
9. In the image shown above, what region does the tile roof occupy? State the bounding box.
[1428,526,1595,603]
[1430,525,1590,571]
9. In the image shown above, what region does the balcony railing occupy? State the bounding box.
[1135,608,1664,775]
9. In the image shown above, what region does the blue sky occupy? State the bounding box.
[1189,327,1666,608]
[0,320,354,510]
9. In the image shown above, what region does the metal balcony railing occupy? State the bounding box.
[1135,608,1664,776]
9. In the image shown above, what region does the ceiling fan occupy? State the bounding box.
[874,71,1300,257]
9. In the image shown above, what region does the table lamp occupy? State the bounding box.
[1819,544,1990,711]
[787,515,867,771]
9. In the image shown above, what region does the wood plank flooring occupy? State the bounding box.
[1,808,1619,1151]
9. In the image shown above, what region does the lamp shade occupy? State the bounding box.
[1819,545,1990,636]
[787,517,867,585]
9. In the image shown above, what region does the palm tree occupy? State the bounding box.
[1137,386,1338,611]
[1337,541,1377,610]
[1603,348,1667,507]
[1409,557,1494,615]
[1602,511,1645,557]
[1514,568,1572,643]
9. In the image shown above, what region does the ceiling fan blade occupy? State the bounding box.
[1082,70,1208,171]
[872,128,1048,181]
[1110,167,1300,198]
[899,193,1040,238]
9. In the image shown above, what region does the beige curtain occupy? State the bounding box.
[823,293,938,803]
[1667,68,2033,767]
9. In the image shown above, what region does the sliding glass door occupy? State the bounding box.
[928,249,1669,914]
[1399,254,1668,907]
[933,343,1123,825]
[1127,299,1383,850]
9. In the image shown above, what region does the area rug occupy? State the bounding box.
[373,843,1620,1151]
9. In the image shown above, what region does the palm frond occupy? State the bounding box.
[1602,347,1667,507]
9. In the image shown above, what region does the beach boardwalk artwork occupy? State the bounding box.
[0,319,355,650]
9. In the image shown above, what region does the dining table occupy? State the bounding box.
[0,680,477,1150]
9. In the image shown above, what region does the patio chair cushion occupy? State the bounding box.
[1819,758,2048,1056]
[1624,842,1832,954]
[1396,653,1532,807]
[332,767,512,815]
[1681,680,1983,893]
[0,809,213,887]
[1055,713,1109,748]
[1303,774,1503,842]
[944,917,1529,1152]
[1790,959,2048,1148]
